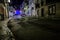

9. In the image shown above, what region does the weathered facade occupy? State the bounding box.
[0,0,9,20]
[35,0,60,18]
[0,3,4,20]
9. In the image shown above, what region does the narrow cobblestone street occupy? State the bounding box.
[0,0,60,40]
[7,18,60,40]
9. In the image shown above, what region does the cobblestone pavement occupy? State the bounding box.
[7,18,60,40]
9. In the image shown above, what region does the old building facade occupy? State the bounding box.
[0,0,9,20]
[35,0,60,18]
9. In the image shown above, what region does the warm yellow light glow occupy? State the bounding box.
[8,0,10,3]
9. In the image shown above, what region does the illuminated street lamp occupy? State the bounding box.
[8,0,10,3]
[4,0,10,3]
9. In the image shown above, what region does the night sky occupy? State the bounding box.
[11,0,24,5]
[11,0,24,9]
[10,0,60,9]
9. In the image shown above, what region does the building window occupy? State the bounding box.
[35,3,40,8]
[0,14,4,21]
[41,8,44,17]
[35,0,40,9]
[52,4,56,15]
[46,0,56,5]
[37,9,39,16]
[41,0,44,6]
[48,6,52,15]
[48,4,56,15]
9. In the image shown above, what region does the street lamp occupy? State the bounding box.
[8,0,10,3]
[4,0,10,3]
